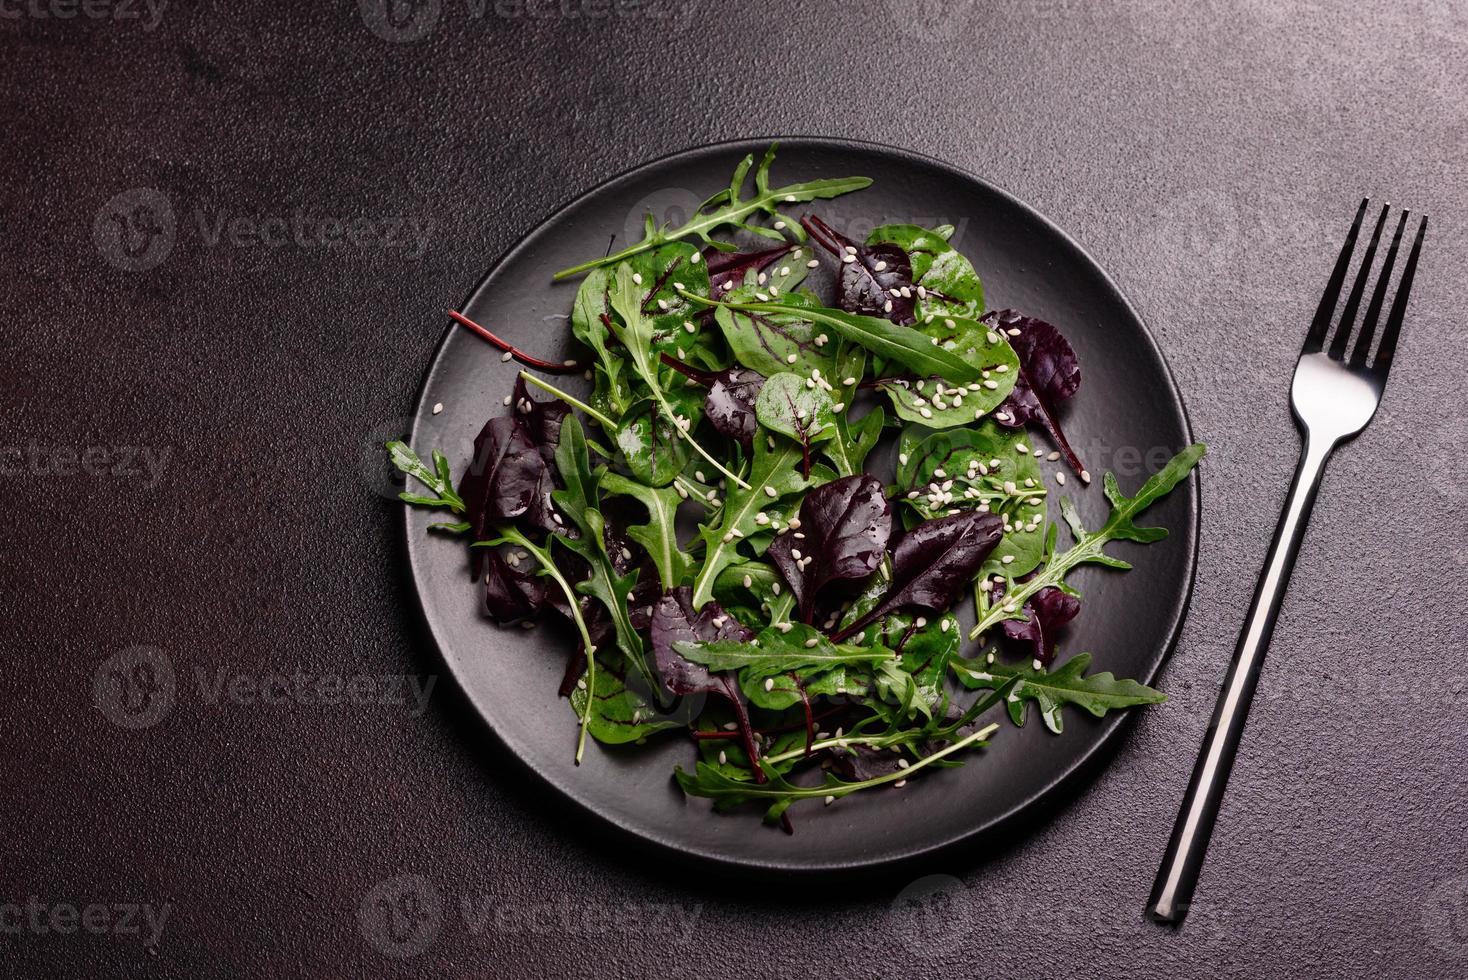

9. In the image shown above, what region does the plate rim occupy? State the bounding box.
[402,135,1201,875]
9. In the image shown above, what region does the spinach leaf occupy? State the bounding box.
[868,223,985,320]
[615,388,701,487]
[568,647,683,744]
[952,651,1164,733]
[878,317,1018,427]
[895,421,1048,577]
[713,290,838,378]
[754,372,837,476]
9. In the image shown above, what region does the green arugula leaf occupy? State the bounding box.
[386,441,466,513]
[605,265,749,489]
[554,144,872,280]
[677,623,895,674]
[951,651,1165,733]
[674,720,999,824]
[550,416,655,693]
[969,443,1206,640]
[600,472,688,591]
[689,426,814,608]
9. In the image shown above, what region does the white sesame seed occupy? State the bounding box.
[1007,328,1021,337]
[1081,470,1092,484]
[501,351,514,363]
[804,637,819,648]
[774,220,786,231]
[986,331,1000,343]
[432,402,443,415]
[894,779,907,788]
[1032,658,1043,671]
[1056,472,1067,485]
[1002,555,1015,564]
[722,281,733,291]
[786,353,798,364]
[897,758,910,769]
[920,407,932,418]
[754,512,769,525]
[884,300,893,313]
[874,260,887,272]
[690,251,702,264]
[719,750,727,764]
[842,254,855,264]
[807,259,819,268]
[632,272,643,285]
[764,677,775,692]
[791,549,802,560]
[765,486,778,498]
[824,795,835,806]
[657,298,669,310]
[915,617,927,628]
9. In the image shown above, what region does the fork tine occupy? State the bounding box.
[1328,203,1390,360]
[1372,214,1427,374]
[1304,198,1369,354]
[1348,210,1408,369]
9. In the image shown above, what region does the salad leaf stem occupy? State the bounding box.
[483,528,598,764]
[448,309,583,373]
[518,371,617,431]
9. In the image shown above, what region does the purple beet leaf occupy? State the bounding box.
[984,310,1086,475]
[766,475,891,623]
[993,580,1081,666]
[832,510,1004,642]
[802,214,916,325]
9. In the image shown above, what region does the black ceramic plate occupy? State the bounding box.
[403,138,1198,874]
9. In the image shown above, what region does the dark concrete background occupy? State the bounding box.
[3,1,1465,977]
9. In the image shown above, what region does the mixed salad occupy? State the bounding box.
[388,145,1205,831]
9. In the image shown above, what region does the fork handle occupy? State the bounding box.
[1146,433,1337,925]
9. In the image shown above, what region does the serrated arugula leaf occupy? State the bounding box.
[677,623,895,674]
[674,720,999,824]
[555,144,871,280]
[600,472,688,591]
[387,441,466,513]
[951,652,1165,733]
[689,426,815,608]
[970,443,1206,640]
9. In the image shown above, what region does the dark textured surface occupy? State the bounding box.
[3,2,1465,977]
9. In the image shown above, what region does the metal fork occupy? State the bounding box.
[1146,199,1428,925]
